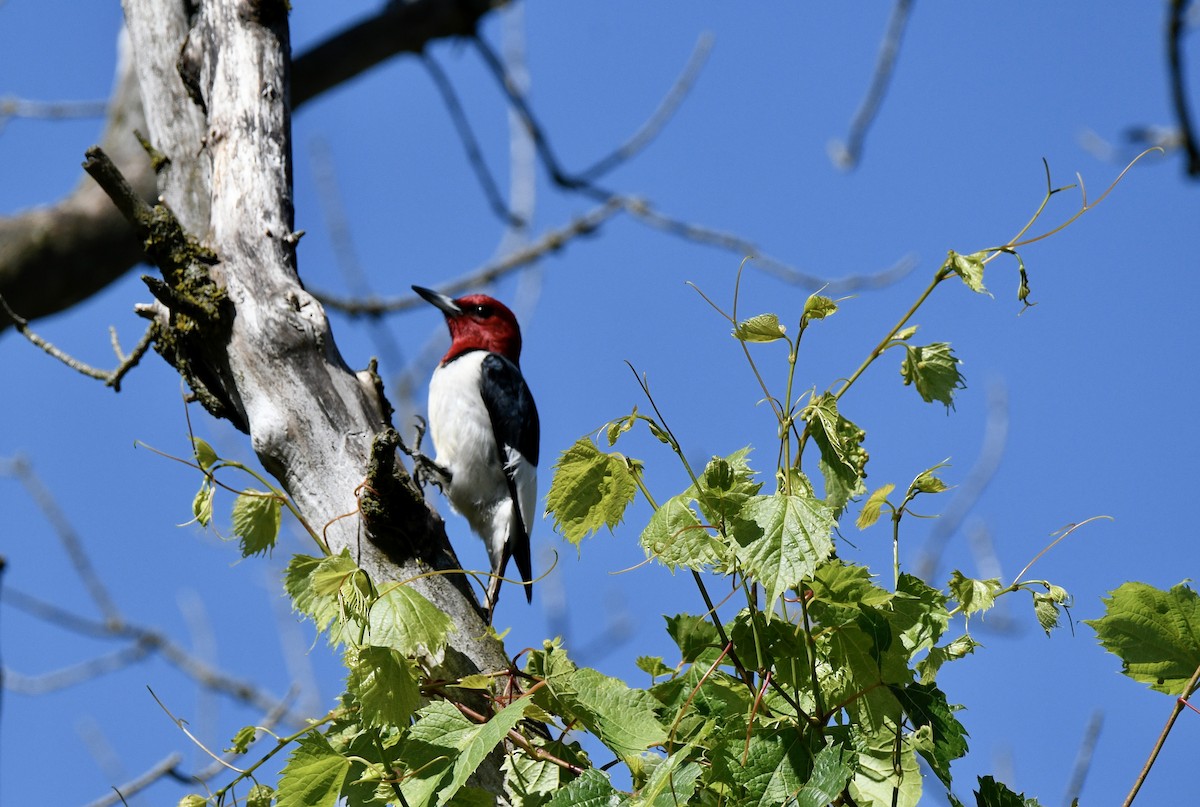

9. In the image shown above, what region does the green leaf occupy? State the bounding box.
[733,313,787,343]
[231,489,282,557]
[367,583,454,657]
[948,571,1000,620]
[545,768,618,807]
[849,733,922,807]
[894,324,919,341]
[503,740,590,806]
[946,249,990,294]
[439,698,532,805]
[917,635,980,683]
[635,754,702,807]
[974,775,1043,807]
[277,732,351,807]
[192,437,218,471]
[640,493,717,571]
[665,613,722,664]
[900,343,967,410]
[733,494,836,608]
[893,681,968,788]
[693,448,762,528]
[347,646,421,727]
[192,481,213,527]
[546,438,638,545]
[1084,581,1200,695]
[803,394,868,518]
[636,656,673,679]
[714,729,851,807]
[1033,592,1062,635]
[802,293,840,323]
[226,725,257,754]
[911,461,951,495]
[893,573,950,654]
[856,483,894,530]
[285,552,374,641]
[179,796,207,807]
[529,642,667,766]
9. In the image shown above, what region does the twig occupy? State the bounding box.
[423,53,523,226]
[82,753,185,807]
[0,296,153,391]
[1167,0,1200,176]
[830,0,916,170]
[1122,662,1200,806]
[577,33,714,182]
[315,198,623,317]
[3,641,154,694]
[4,455,122,622]
[0,96,107,135]
[913,381,1009,582]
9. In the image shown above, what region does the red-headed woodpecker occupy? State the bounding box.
[412,285,539,618]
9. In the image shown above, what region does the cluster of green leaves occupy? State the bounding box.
[169,157,1200,806]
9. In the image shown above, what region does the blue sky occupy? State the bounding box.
[2,3,1198,805]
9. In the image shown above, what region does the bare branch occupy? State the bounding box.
[1167,0,1200,176]
[0,295,153,391]
[83,753,186,807]
[316,197,624,317]
[829,0,916,171]
[423,53,523,226]
[577,33,714,182]
[0,96,107,132]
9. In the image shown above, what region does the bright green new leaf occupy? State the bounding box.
[849,733,922,807]
[367,583,454,657]
[546,438,638,545]
[192,481,213,527]
[733,313,787,343]
[732,493,836,608]
[285,552,374,641]
[693,448,762,528]
[277,732,351,807]
[804,394,868,518]
[894,324,919,341]
[636,655,673,679]
[192,436,218,471]
[179,795,207,807]
[946,249,989,295]
[545,768,618,807]
[639,494,717,571]
[347,646,421,727]
[948,571,1000,620]
[900,343,966,410]
[605,409,638,447]
[231,489,282,557]
[911,461,951,495]
[893,573,951,654]
[226,725,257,754]
[856,483,894,530]
[802,293,839,323]
[917,635,980,683]
[529,643,667,766]
[503,740,590,806]
[1033,592,1062,635]
[1085,581,1200,695]
[439,697,532,805]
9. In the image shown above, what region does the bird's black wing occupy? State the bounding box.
[479,353,539,600]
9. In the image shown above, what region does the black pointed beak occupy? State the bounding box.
[412,285,462,317]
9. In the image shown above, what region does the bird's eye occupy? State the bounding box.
[472,304,492,317]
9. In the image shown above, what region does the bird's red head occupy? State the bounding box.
[413,286,523,364]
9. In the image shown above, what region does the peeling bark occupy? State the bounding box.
[108,5,509,794]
